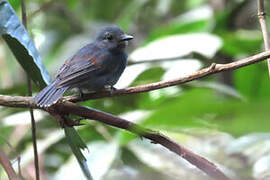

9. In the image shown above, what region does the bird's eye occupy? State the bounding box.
[105,33,113,40]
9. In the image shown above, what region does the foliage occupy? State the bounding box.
[1,0,270,179]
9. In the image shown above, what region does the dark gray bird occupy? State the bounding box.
[34,26,133,107]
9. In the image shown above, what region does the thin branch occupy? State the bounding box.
[257,0,270,77]
[21,0,40,179]
[0,134,22,177]
[65,50,270,103]
[0,51,270,108]
[56,102,230,180]
[0,147,19,180]
[0,96,230,180]
[0,51,270,179]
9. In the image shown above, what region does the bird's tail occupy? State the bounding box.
[33,79,68,107]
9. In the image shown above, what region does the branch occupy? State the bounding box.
[0,134,22,177]
[257,0,270,77]
[65,50,270,103]
[1,51,269,179]
[0,51,269,107]
[57,102,229,180]
[0,96,230,180]
[0,147,19,180]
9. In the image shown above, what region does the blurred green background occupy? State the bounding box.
[1,0,270,179]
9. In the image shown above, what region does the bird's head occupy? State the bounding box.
[95,26,133,53]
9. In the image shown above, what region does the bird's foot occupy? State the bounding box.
[72,118,85,126]
[104,85,117,95]
[109,86,117,95]
[79,89,85,99]
[61,116,85,127]
[66,117,85,127]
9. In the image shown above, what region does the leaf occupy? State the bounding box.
[117,0,147,30]
[64,127,93,180]
[130,33,222,62]
[234,63,269,100]
[55,141,119,180]
[253,154,270,179]
[140,88,270,136]
[190,81,243,100]
[220,30,263,56]
[131,67,166,86]
[127,139,209,179]
[225,133,270,154]
[0,0,50,88]
[148,5,214,42]
[0,1,92,178]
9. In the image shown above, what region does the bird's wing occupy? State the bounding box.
[55,51,108,88]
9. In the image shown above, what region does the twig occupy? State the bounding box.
[0,51,269,108]
[56,102,230,180]
[65,50,270,103]
[0,134,22,177]
[0,96,230,180]
[257,0,270,77]
[0,146,19,180]
[0,50,270,179]
[21,0,40,179]
[0,51,270,108]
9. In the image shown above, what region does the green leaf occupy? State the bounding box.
[140,88,270,136]
[220,30,263,56]
[147,6,214,43]
[190,81,243,99]
[117,0,147,30]
[148,20,212,43]
[64,127,93,180]
[0,0,50,88]
[131,67,165,86]
[234,63,268,100]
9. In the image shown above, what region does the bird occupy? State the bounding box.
[34,26,133,107]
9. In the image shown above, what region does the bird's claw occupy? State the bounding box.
[79,90,85,99]
[109,86,117,95]
[64,117,85,127]
[103,85,117,95]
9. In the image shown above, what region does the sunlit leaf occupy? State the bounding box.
[253,154,270,179]
[55,141,119,180]
[148,5,214,41]
[130,33,222,62]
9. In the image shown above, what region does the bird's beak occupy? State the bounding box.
[120,34,133,41]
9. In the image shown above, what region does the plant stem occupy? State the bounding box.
[21,0,40,179]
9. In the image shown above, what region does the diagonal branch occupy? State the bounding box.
[0,51,270,107]
[56,102,230,180]
[0,95,230,180]
[1,51,270,179]
[65,50,270,103]
[0,146,19,180]
[257,0,270,77]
